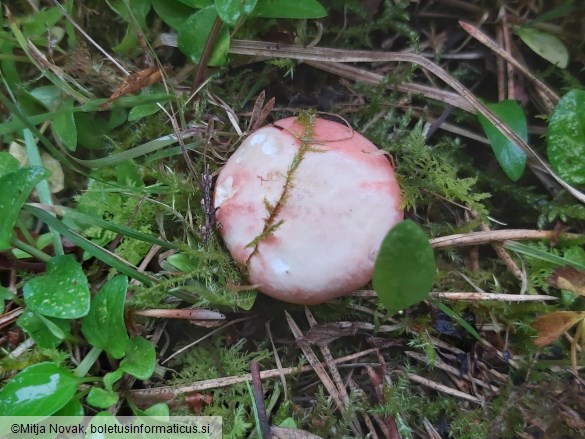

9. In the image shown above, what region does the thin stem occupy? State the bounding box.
[191,17,223,94]
[11,237,52,262]
[74,346,103,377]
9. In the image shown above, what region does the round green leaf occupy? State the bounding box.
[477,100,528,181]
[516,26,568,69]
[17,310,71,349]
[253,0,327,19]
[142,403,170,417]
[120,336,156,380]
[547,89,585,185]
[177,6,230,66]
[23,255,90,319]
[87,387,119,409]
[0,362,82,416]
[215,0,258,26]
[81,275,130,359]
[0,166,50,251]
[373,220,435,314]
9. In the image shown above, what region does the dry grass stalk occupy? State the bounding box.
[284,311,348,418]
[406,351,499,392]
[408,373,484,404]
[129,347,381,401]
[429,229,583,249]
[458,20,558,111]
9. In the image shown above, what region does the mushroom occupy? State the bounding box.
[214,114,403,304]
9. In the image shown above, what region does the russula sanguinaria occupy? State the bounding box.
[214,114,403,304]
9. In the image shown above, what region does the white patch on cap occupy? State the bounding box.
[249,133,266,145]
[214,176,236,207]
[262,141,280,156]
[272,258,290,275]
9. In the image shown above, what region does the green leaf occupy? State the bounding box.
[21,7,63,36]
[120,336,156,380]
[28,85,62,111]
[81,275,130,359]
[152,0,194,31]
[151,0,195,29]
[17,310,71,349]
[74,112,108,150]
[103,369,125,391]
[0,166,50,251]
[52,100,78,151]
[215,0,258,26]
[128,102,160,121]
[0,152,20,178]
[373,220,435,314]
[87,387,119,409]
[177,6,231,66]
[516,26,569,69]
[110,0,152,55]
[143,403,170,417]
[253,0,327,19]
[177,0,213,7]
[477,100,528,181]
[23,255,90,319]
[504,241,585,272]
[54,398,84,416]
[435,302,482,342]
[25,204,157,286]
[0,286,13,314]
[45,205,176,250]
[127,84,164,122]
[547,89,585,185]
[0,362,83,416]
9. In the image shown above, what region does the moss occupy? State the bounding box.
[169,338,270,437]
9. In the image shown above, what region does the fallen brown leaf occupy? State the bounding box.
[532,311,585,347]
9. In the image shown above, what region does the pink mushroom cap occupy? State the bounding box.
[214,116,403,304]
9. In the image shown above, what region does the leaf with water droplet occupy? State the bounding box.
[215,0,258,26]
[24,255,90,319]
[0,166,49,250]
[0,362,83,416]
[81,275,129,359]
[547,89,585,185]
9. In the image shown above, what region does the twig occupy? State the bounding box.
[431,292,557,302]
[284,311,344,413]
[458,21,558,111]
[406,351,499,392]
[128,348,380,401]
[353,291,557,302]
[133,308,225,320]
[429,229,582,249]
[251,361,271,439]
[162,316,252,365]
[408,373,483,404]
